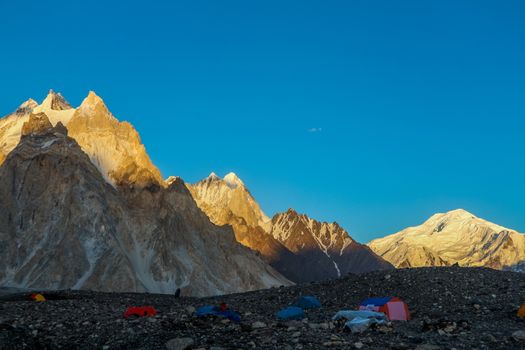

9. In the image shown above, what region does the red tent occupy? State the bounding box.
[123,306,157,318]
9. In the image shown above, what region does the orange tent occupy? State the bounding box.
[30,293,46,302]
[518,304,525,319]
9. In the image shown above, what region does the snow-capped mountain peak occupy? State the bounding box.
[368,209,525,269]
[224,172,244,188]
[15,99,38,114]
[207,172,220,181]
[77,91,113,119]
[1,90,163,188]
[187,172,271,229]
[39,89,72,110]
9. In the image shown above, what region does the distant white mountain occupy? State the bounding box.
[368,209,525,270]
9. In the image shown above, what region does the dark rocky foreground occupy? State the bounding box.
[1,267,524,350]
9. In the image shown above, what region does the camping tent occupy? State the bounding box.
[518,304,525,319]
[358,297,410,321]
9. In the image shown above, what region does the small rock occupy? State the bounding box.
[251,321,267,329]
[323,341,341,347]
[415,345,440,350]
[385,274,391,280]
[354,341,364,349]
[165,337,194,350]
[292,331,301,338]
[482,334,496,342]
[185,306,196,314]
[512,330,525,341]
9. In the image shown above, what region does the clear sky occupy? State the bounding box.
[1,1,524,242]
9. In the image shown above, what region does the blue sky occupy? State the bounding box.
[1,1,524,242]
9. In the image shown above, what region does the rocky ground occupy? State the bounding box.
[1,266,525,350]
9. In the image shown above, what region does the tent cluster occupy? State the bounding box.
[94,293,412,334]
[358,297,411,321]
[274,295,410,333]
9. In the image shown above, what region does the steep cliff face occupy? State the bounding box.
[0,111,290,297]
[368,209,525,269]
[67,92,164,187]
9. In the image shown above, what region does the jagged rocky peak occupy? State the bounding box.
[0,89,163,188]
[15,99,38,115]
[188,171,271,230]
[65,90,164,187]
[21,113,53,136]
[76,90,113,119]
[207,172,220,181]
[166,176,188,192]
[269,208,392,280]
[201,172,245,188]
[39,89,73,110]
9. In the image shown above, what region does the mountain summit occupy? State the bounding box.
[270,208,393,279]
[0,90,162,188]
[188,172,271,230]
[368,209,525,269]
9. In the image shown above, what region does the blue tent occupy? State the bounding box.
[359,297,392,307]
[294,296,321,309]
[195,305,241,322]
[276,306,305,320]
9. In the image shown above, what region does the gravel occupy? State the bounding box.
[1,266,524,349]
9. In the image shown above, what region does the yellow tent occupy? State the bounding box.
[31,293,46,302]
